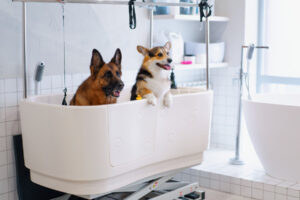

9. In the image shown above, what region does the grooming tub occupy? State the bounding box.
[19,88,213,196]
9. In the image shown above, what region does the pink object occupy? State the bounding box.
[181,61,192,65]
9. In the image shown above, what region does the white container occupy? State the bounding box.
[20,88,213,196]
[243,94,300,182]
[185,41,225,63]
[169,0,180,15]
[184,55,196,64]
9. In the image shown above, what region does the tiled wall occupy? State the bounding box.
[0,73,90,200]
[174,150,300,200]
[176,66,240,149]
[0,66,240,199]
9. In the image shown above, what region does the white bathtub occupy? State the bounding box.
[243,94,300,182]
[20,88,213,196]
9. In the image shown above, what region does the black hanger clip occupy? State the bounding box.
[62,88,68,106]
[199,0,212,22]
[128,0,137,29]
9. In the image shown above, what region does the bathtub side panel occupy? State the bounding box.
[107,100,157,167]
[157,91,213,160]
[20,103,112,181]
[243,100,300,182]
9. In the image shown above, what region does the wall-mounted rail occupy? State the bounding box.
[14,0,212,98]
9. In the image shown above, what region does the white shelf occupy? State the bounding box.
[154,15,229,22]
[174,62,228,70]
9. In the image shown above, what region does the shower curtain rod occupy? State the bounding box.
[12,0,199,7]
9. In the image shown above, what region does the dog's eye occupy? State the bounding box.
[148,52,154,57]
[158,53,163,57]
[116,71,120,77]
[104,71,112,78]
[167,52,169,56]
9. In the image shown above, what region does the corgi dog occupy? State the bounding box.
[70,48,124,106]
[131,42,173,107]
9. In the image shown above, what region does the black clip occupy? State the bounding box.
[62,88,68,106]
[199,0,212,22]
[128,0,137,29]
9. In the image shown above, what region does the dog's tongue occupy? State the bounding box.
[162,64,171,70]
[113,91,120,97]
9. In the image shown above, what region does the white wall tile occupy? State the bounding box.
[0,166,8,180]
[5,122,18,136]
[210,180,220,190]
[230,184,241,195]
[4,94,17,107]
[287,196,300,200]
[5,108,18,122]
[17,79,23,92]
[4,80,16,93]
[7,164,15,178]
[265,183,276,192]
[288,188,300,198]
[253,181,264,189]
[7,192,15,200]
[0,95,4,108]
[6,151,14,165]
[200,177,210,188]
[264,191,275,200]
[220,181,231,193]
[241,186,251,198]
[7,178,15,192]
[0,179,8,194]
[41,76,52,90]
[275,194,287,200]
[231,177,241,185]
[252,188,263,200]
[0,138,6,152]
[51,75,62,89]
[72,74,82,86]
[0,109,5,123]
[5,137,12,151]
[0,81,4,94]
[0,193,8,200]
[0,124,5,137]
[0,152,7,166]
[220,174,231,183]
[241,179,252,187]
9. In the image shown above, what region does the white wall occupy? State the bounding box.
[214,0,246,68]
[0,1,150,78]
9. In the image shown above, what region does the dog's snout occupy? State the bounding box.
[118,81,124,90]
[167,58,173,63]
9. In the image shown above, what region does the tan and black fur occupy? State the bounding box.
[131,42,173,107]
[70,49,124,106]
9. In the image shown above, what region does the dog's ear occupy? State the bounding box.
[137,45,149,56]
[90,49,105,78]
[110,48,122,68]
[164,41,172,51]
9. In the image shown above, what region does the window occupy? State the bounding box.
[256,0,300,93]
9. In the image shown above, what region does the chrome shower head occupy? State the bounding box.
[247,43,255,60]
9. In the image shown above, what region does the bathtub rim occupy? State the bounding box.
[242,93,300,108]
[20,87,213,109]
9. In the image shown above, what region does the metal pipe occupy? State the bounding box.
[230,44,269,165]
[242,45,269,49]
[205,7,210,90]
[230,46,245,166]
[149,7,154,48]
[22,2,28,98]
[13,0,200,7]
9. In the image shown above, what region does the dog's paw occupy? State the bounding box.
[163,93,173,108]
[145,93,157,106]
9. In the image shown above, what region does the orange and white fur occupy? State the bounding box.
[131,42,173,107]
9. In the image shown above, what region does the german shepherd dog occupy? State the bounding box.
[130,42,173,107]
[70,49,124,106]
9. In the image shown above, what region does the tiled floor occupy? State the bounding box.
[175,149,300,200]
